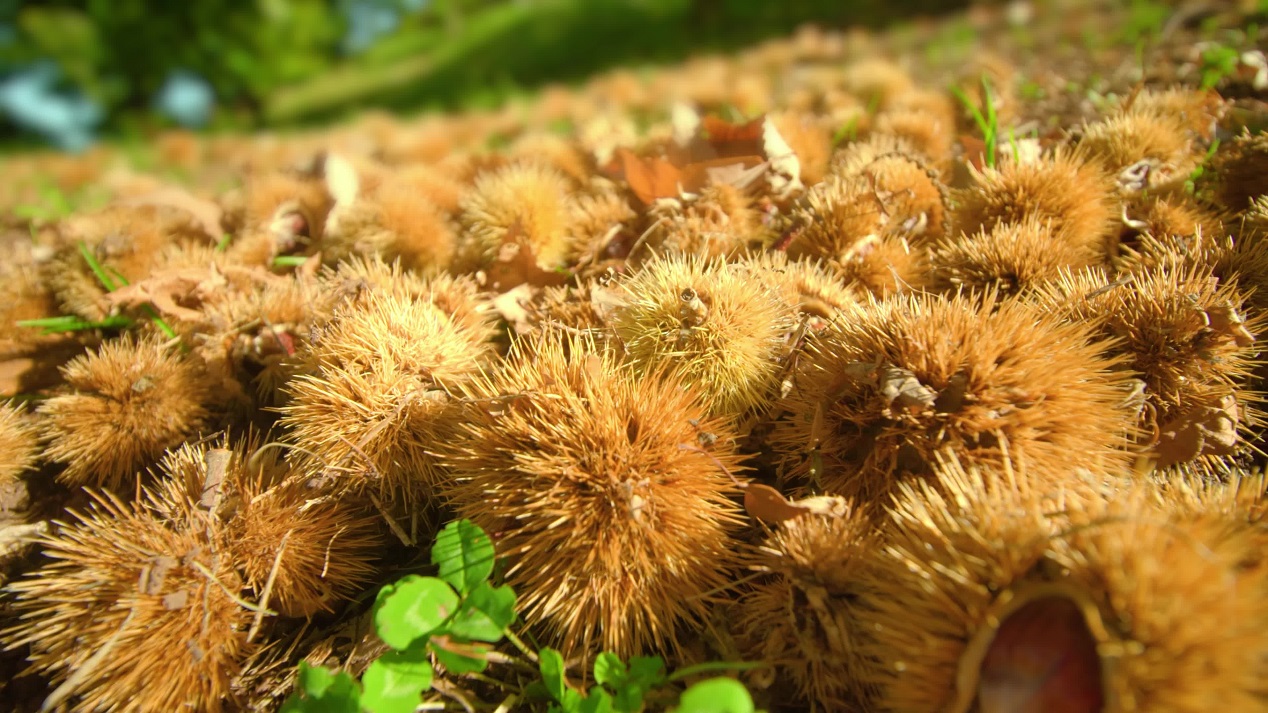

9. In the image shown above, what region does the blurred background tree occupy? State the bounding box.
[0,0,967,151]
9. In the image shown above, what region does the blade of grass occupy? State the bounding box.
[951,76,1000,169]
[17,314,135,334]
[273,255,311,268]
[77,242,118,292]
[76,244,180,340]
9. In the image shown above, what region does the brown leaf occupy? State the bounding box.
[744,484,810,524]
[583,354,605,383]
[960,135,990,171]
[700,158,770,190]
[679,156,767,195]
[588,283,626,323]
[1205,303,1256,348]
[121,187,224,239]
[1154,393,1240,467]
[743,484,851,524]
[491,284,537,334]
[701,114,767,160]
[762,117,803,199]
[615,147,684,205]
[105,268,212,322]
[879,365,937,416]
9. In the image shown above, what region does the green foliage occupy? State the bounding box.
[281,663,362,713]
[675,678,755,713]
[282,519,762,713]
[951,76,999,169]
[16,241,176,337]
[3,0,343,126]
[1199,43,1241,90]
[1120,0,1168,45]
[1185,138,1222,194]
[431,517,496,595]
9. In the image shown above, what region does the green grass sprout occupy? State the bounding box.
[951,75,1000,169]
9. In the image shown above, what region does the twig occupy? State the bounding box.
[502,628,539,663]
[191,561,277,615]
[431,678,477,713]
[626,217,664,262]
[248,529,292,643]
[493,693,521,713]
[200,448,232,517]
[43,609,137,711]
[370,493,414,547]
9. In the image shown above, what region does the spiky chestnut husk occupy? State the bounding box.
[652,184,769,259]
[1214,196,1268,313]
[781,172,882,257]
[835,232,933,298]
[1028,266,1262,467]
[1077,111,1199,192]
[507,133,592,185]
[612,253,796,419]
[0,262,63,358]
[229,469,383,618]
[280,291,492,505]
[391,163,466,215]
[456,162,577,274]
[872,109,956,175]
[850,454,1077,713]
[828,134,920,180]
[1200,130,1268,212]
[737,503,876,710]
[439,332,746,658]
[839,59,915,110]
[233,172,334,260]
[195,273,322,406]
[0,402,38,487]
[319,179,457,273]
[769,291,1138,504]
[855,454,1268,713]
[1115,191,1227,268]
[316,255,494,340]
[520,280,619,343]
[747,251,857,332]
[1039,478,1268,713]
[569,187,638,265]
[845,151,950,245]
[932,216,1100,295]
[1126,88,1225,142]
[39,335,214,491]
[2,490,252,713]
[42,206,174,321]
[153,440,386,618]
[952,149,1118,262]
[771,112,833,186]
[783,174,933,297]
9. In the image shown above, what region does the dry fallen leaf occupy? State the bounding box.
[1205,302,1256,348]
[322,151,361,237]
[879,365,937,416]
[589,283,626,323]
[743,483,851,524]
[120,187,225,239]
[1154,393,1240,467]
[105,268,214,322]
[744,484,809,523]
[700,114,767,160]
[491,284,537,334]
[483,223,571,292]
[615,148,685,205]
[762,116,804,199]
